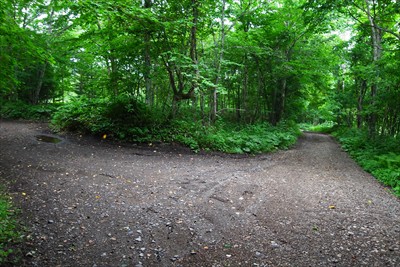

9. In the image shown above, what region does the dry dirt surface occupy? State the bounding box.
[0,120,399,267]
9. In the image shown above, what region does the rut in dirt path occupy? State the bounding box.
[0,121,399,267]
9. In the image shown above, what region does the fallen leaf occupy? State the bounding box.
[328,205,336,209]
[223,243,232,249]
[22,192,27,196]
[102,134,107,139]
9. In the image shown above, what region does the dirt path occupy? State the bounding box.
[0,121,399,267]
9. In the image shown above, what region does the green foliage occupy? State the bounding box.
[51,96,300,154]
[51,95,156,141]
[0,186,21,265]
[333,128,400,197]
[0,100,59,120]
[299,121,337,134]
[166,120,301,154]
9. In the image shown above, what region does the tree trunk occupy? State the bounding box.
[365,0,382,136]
[144,0,153,106]
[32,62,47,104]
[190,0,199,111]
[280,77,287,122]
[212,0,226,123]
[110,55,118,96]
[357,79,367,128]
[242,57,248,122]
[160,1,199,117]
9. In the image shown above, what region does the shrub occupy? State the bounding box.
[333,128,400,197]
[0,100,58,120]
[51,96,301,154]
[51,95,156,141]
[166,120,300,154]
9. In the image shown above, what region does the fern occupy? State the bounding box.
[334,127,400,197]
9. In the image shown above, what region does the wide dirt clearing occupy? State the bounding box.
[0,121,399,267]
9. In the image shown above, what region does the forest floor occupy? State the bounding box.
[0,120,399,267]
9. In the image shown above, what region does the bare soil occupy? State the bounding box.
[0,120,399,267]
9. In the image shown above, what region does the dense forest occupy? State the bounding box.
[0,1,399,193]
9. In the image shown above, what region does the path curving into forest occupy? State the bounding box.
[0,121,399,266]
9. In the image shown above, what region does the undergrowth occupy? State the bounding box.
[299,121,337,134]
[0,100,59,120]
[0,185,21,265]
[167,120,300,153]
[51,96,301,154]
[50,95,157,141]
[333,128,400,197]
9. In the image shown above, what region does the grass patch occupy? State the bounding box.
[0,185,21,265]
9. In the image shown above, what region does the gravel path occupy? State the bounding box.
[0,121,399,267]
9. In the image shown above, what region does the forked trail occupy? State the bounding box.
[0,121,399,266]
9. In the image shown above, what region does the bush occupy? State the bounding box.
[0,100,58,120]
[52,98,301,154]
[51,96,301,154]
[51,95,157,141]
[165,120,300,154]
[333,127,400,197]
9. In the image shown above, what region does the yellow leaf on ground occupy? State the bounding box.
[328,205,336,209]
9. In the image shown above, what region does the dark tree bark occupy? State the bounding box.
[32,62,47,104]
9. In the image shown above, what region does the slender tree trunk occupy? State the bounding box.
[236,85,241,122]
[191,2,200,121]
[365,0,382,136]
[144,0,153,106]
[280,77,287,122]
[101,19,119,97]
[32,6,55,105]
[241,19,251,123]
[357,80,367,128]
[212,0,226,123]
[190,0,199,118]
[32,62,47,104]
[200,91,205,124]
[254,56,266,121]
[160,1,198,117]
[242,57,248,122]
[110,55,118,96]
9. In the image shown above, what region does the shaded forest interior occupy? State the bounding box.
[1,0,399,133]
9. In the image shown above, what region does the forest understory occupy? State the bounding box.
[1,121,399,267]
